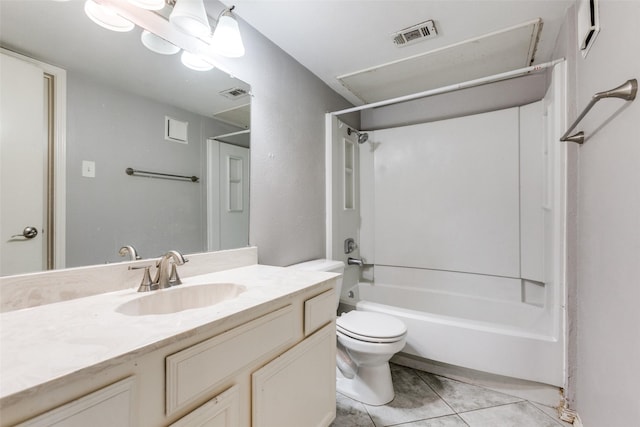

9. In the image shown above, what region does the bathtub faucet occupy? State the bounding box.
[347,257,365,266]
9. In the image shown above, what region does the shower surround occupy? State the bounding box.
[330,63,568,389]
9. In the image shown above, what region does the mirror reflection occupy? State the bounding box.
[0,0,251,276]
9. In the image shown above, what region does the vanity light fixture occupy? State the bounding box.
[210,6,245,58]
[181,50,215,71]
[141,30,181,55]
[169,0,211,39]
[84,0,135,32]
[127,0,166,11]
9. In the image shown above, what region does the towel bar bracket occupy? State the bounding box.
[560,78,637,144]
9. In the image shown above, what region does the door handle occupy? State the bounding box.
[11,226,38,239]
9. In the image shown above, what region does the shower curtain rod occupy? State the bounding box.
[330,58,565,116]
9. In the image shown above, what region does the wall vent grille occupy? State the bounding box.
[219,87,249,99]
[392,20,438,47]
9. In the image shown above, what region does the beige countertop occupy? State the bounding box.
[0,264,336,406]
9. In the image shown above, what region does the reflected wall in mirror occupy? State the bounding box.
[0,0,251,276]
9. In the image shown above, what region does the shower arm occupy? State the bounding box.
[560,78,637,144]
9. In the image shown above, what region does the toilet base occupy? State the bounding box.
[336,362,395,406]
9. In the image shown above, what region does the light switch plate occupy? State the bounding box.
[82,160,95,178]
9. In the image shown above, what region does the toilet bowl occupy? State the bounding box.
[288,259,407,406]
[336,310,406,405]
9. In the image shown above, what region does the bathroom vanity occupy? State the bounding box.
[0,248,337,426]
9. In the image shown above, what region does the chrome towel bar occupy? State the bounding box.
[560,78,637,144]
[125,167,199,182]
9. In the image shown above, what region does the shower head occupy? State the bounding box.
[347,128,369,144]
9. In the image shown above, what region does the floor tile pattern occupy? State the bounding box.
[331,364,570,427]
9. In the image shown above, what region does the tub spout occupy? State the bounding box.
[347,257,364,266]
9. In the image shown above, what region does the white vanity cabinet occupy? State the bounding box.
[252,322,336,427]
[4,282,337,427]
[168,385,241,427]
[168,288,337,427]
[165,305,298,419]
[15,377,136,427]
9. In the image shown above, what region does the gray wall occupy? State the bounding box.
[564,1,640,425]
[213,18,357,266]
[66,73,240,267]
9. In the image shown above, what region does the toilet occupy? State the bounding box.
[289,259,407,406]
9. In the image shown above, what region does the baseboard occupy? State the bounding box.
[392,352,564,408]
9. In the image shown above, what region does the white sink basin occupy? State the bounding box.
[117,283,246,316]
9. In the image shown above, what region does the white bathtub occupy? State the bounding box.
[346,278,565,387]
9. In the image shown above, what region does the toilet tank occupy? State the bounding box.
[287,259,344,309]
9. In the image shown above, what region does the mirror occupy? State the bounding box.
[0,0,251,275]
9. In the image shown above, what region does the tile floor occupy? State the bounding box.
[331,364,572,427]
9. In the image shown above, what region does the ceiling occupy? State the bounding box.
[224,0,573,106]
[1,1,574,114]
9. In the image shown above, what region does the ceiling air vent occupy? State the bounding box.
[219,87,249,100]
[392,20,438,47]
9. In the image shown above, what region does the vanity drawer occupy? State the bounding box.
[169,384,240,427]
[17,377,136,427]
[166,305,296,416]
[304,289,335,336]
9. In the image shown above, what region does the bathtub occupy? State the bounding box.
[343,274,565,387]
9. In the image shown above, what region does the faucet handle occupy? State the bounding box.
[169,263,182,286]
[129,265,158,292]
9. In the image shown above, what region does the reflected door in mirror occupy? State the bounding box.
[1,53,48,276]
[207,141,250,251]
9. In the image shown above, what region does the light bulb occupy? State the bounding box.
[141,30,180,55]
[210,11,244,58]
[181,51,215,71]
[170,0,211,38]
[84,0,134,32]
[128,0,165,10]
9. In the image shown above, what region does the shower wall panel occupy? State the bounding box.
[372,108,520,278]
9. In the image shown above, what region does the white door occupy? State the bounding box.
[329,118,361,288]
[206,140,249,250]
[219,143,249,249]
[0,53,47,276]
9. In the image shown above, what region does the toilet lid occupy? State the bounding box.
[337,311,407,343]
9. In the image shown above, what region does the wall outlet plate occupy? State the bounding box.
[82,160,95,178]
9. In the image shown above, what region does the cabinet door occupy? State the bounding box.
[166,305,295,416]
[17,377,135,427]
[252,323,336,427]
[169,385,239,427]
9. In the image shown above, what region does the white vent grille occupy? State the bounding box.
[392,20,438,47]
[219,87,249,100]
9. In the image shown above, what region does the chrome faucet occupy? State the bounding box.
[154,250,188,289]
[119,245,141,260]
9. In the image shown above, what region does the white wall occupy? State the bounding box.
[213,17,357,266]
[370,108,521,278]
[568,1,640,425]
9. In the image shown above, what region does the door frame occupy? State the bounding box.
[324,114,336,259]
[2,48,67,270]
